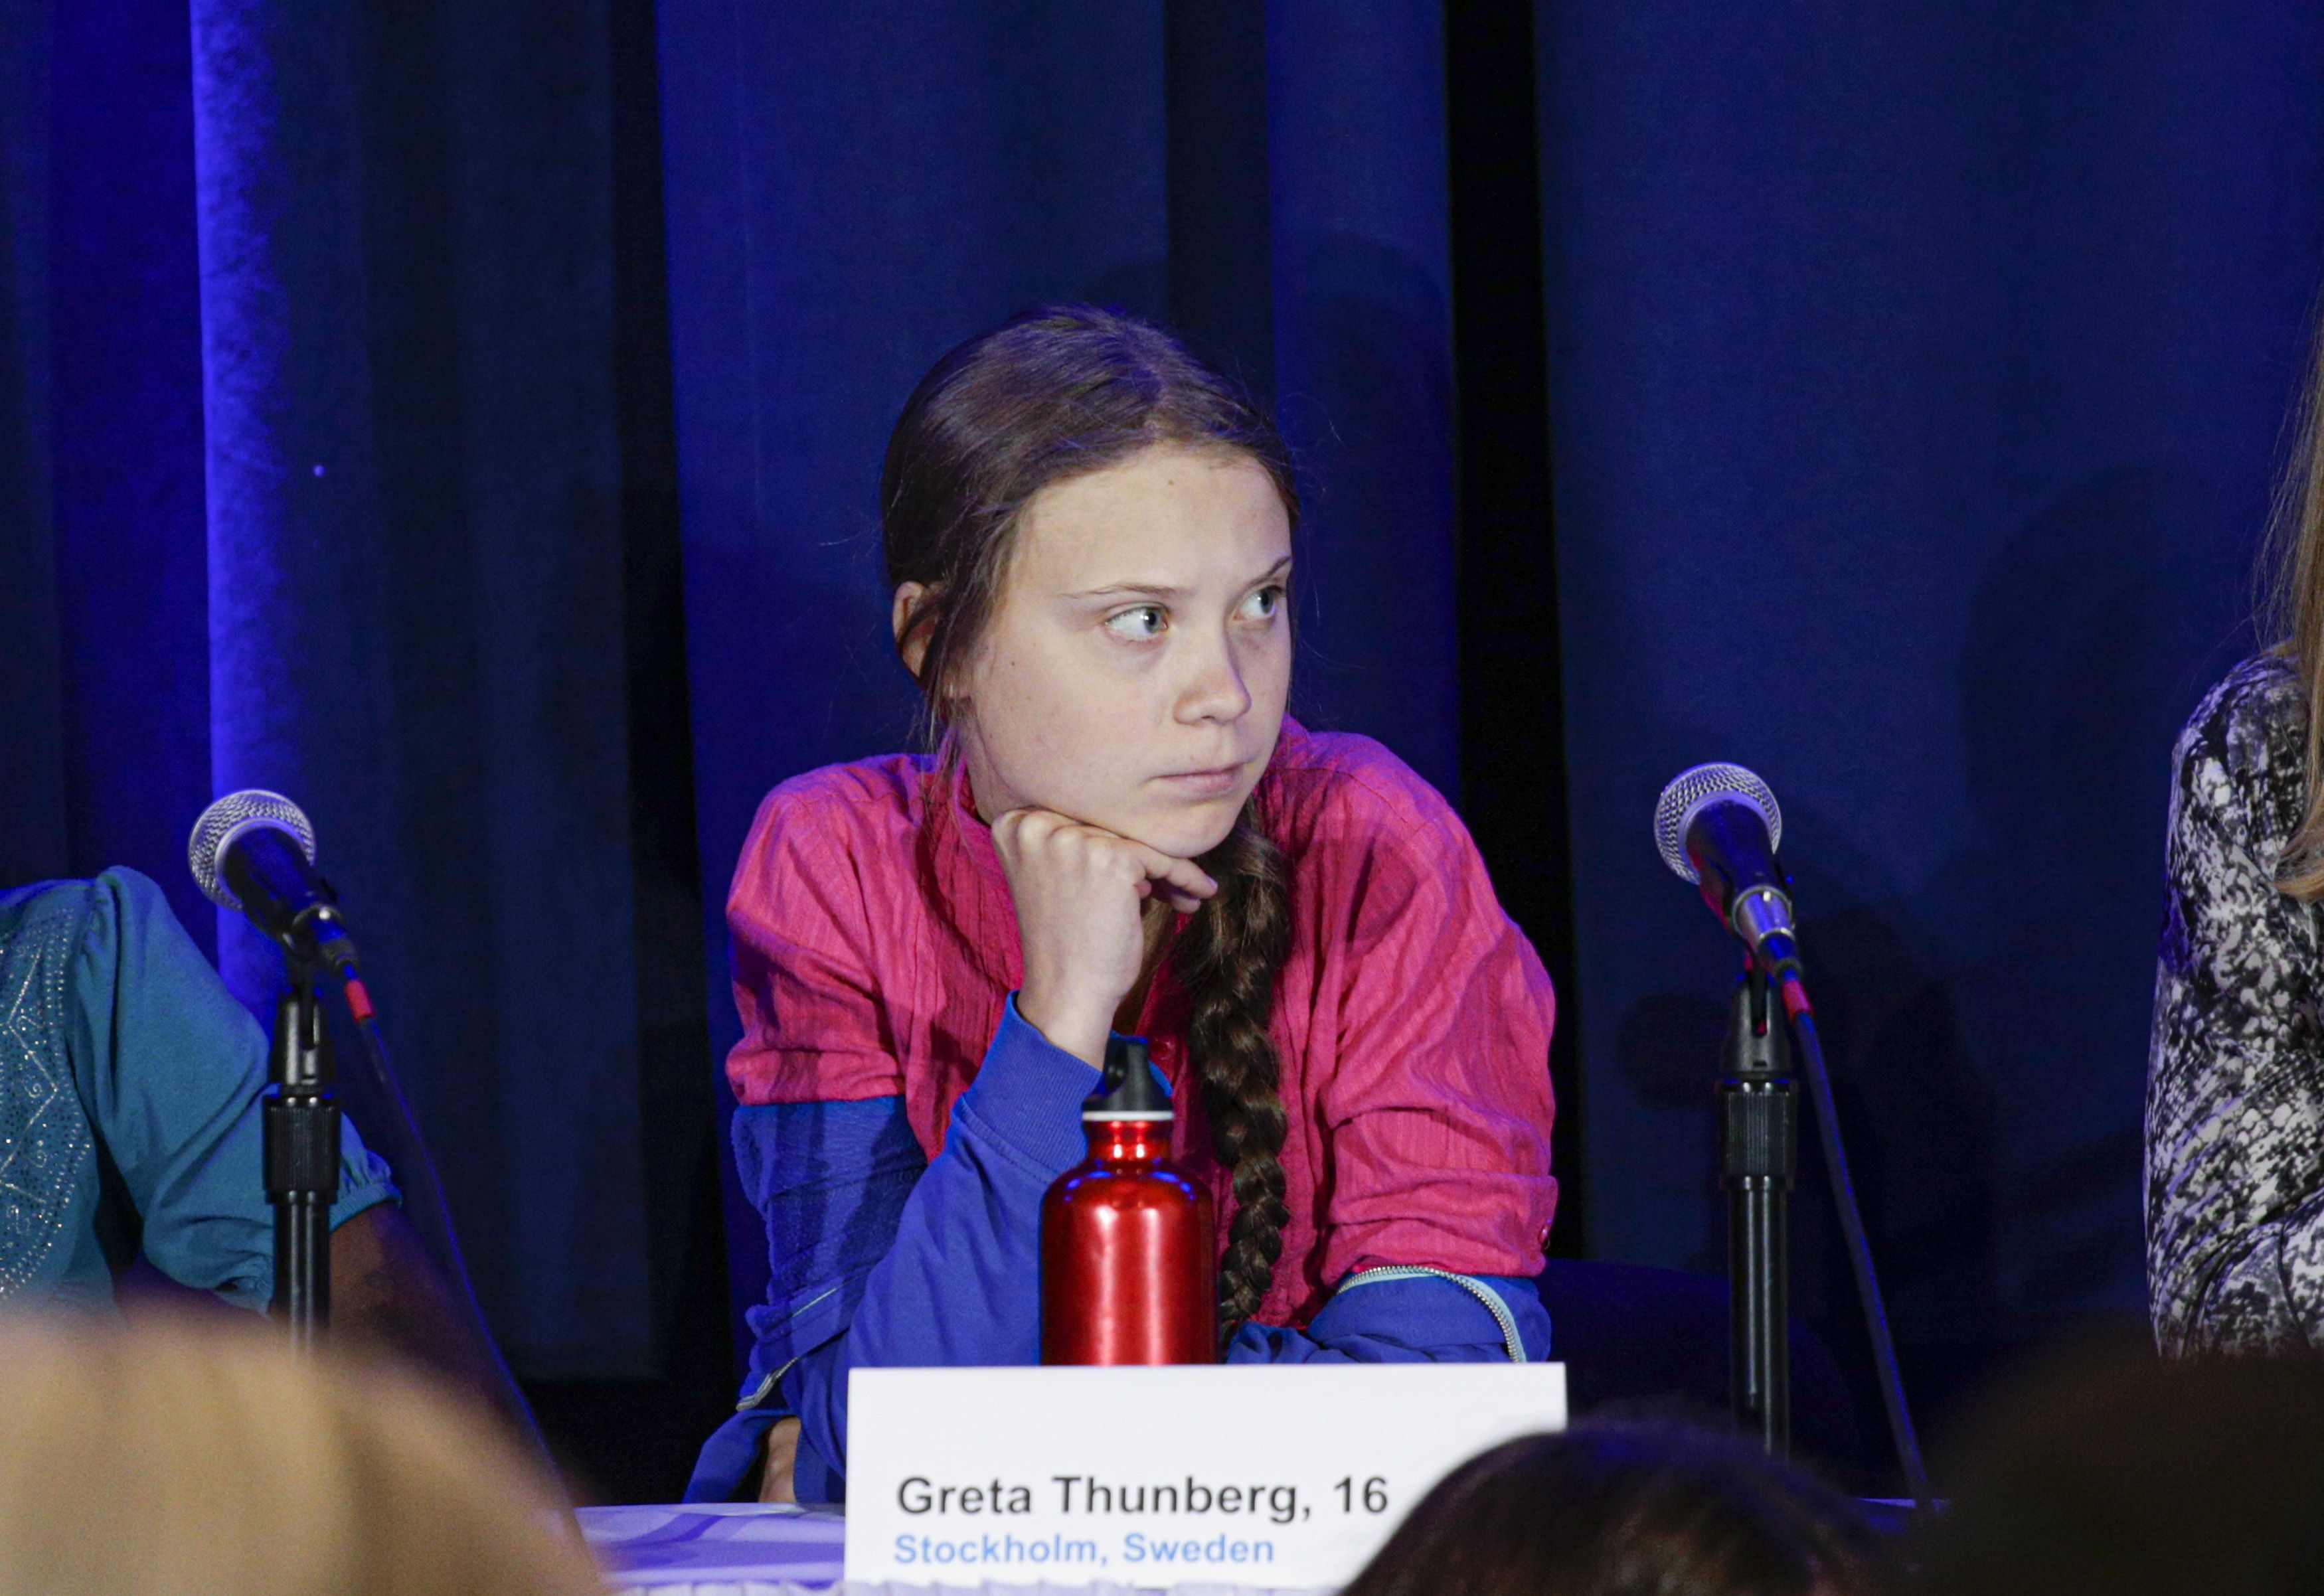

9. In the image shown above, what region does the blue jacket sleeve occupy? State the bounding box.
[687,995,1096,1502]
[1226,1272,1550,1364]
[687,997,1554,1504]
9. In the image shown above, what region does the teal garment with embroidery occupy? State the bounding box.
[0,868,396,1311]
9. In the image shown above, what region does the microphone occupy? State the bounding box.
[1652,763,1798,973]
[188,791,359,977]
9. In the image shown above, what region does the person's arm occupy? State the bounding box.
[752,1026,1550,1502]
[761,802,1222,1497]
[762,1267,1544,1502]
[686,1091,926,1504]
[1307,787,1560,1298]
[330,1203,525,1423]
[695,777,1218,1502]
[1210,791,1557,1368]
[64,868,398,1311]
[683,997,1098,1504]
[2147,668,2324,1354]
[1227,1271,1548,1364]
[711,1002,1552,1503]
[758,1028,1552,1499]
[757,1226,1544,1501]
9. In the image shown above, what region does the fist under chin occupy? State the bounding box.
[1065,797,1243,864]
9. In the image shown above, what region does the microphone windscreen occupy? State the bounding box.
[187,791,316,912]
[1653,763,1783,885]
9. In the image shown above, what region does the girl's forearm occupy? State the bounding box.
[784,997,1102,1479]
[1226,1273,1550,1364]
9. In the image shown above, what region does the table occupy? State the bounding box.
[579,1504,841,1593]
[578,1504,1323,1596]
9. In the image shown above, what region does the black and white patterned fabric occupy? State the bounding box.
[2149,652,2324,1353]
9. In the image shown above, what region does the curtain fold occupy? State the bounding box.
[1266,0,1460,801]
[186,0,659,1377]
[0,0,70,892]
[50,0,214,945]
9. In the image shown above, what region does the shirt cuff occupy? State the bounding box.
[327,1179,400,1231]
[329,1124,402,1229]
[327,1138,400,1226]
[948,995,1104,1174]
[685,1405,792,1503]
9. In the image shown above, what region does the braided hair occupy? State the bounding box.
[881,305,1300,1345]
[1182,809,1295,1343]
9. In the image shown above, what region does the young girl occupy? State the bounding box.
[687,307,1558,1504]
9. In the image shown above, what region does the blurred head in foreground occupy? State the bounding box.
[1342,1421,1893,1596]
[0,1311,602,1596]
[1917,1342,2324,1596]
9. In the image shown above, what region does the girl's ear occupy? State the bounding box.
[892,582,937,679]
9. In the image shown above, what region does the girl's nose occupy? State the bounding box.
[1177,633,1254,724]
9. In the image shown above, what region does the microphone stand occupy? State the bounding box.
[1720,955,1795,1458]
[1652,767,1930,1507]
[266,957,340,1346]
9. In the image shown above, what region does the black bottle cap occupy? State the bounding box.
[1082,1036,1173,1121]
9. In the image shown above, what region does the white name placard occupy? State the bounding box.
[845,1364,1568,1589]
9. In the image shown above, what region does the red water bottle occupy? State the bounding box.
[1040,1037,1216,1364]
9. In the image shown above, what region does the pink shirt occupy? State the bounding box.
[725,719,1558,1328]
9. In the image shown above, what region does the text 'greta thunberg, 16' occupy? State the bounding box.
[846,1364,1568,1588]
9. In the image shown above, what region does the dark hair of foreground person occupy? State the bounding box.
[1914,1342,2324,1596]
[1341,1420,1895,1596]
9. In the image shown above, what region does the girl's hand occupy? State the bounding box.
[993,807,1217,1067]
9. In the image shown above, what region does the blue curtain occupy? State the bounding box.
[1540,5,2324,1403]
[15,0,2324,1449]
[0,0,69,893]
[0,0,696,1381]
[0,0,212,939]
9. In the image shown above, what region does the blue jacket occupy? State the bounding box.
[687,998,1549,1502]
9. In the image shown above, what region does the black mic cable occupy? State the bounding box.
[1654,764,1932,1512]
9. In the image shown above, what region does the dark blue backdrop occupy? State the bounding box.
[0,0,699,1382]
[6,0,2324,1456]
[1540,5,2324,1403]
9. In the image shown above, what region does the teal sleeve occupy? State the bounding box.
[67,868,398,1310]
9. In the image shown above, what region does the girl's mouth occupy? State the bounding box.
[1154,765,1243,797]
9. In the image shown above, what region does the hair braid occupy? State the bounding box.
[1178,801,1295,1350]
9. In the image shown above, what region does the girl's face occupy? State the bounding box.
[938,444,1293,860]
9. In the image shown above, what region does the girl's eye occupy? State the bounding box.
[1242,584,1286,621]
[1104,604,1169,640]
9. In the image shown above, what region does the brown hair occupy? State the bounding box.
[1342,1423,1895,1596]
[0,1312,602,1596]
[882,305,1299,1343]
[2264,303,2324,897]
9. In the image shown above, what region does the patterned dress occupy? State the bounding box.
[2149,652,2324,1352]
